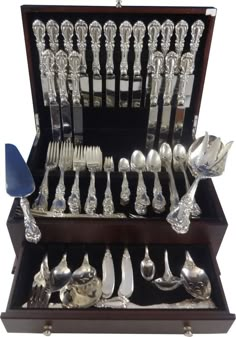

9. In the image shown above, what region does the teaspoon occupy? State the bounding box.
[140,246,156,281]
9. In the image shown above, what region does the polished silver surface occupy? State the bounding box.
[75,19,89,107]
[31,209,127,218]
[118,248,134,300]
[32,20,48,106]
[68,146,86,214]
[104,20,117,107]
[152,250,182,291]
[46,20,59,53]
[175,20,188,61]
[72,253,97,284]
[132,21,146,108]
[190,20,205,61]
[146,149,166,213]
[102,248,115,299]
[89,21,102,107]
[33,141,59,212]
[61,20,74,54]
[102,157,115,215]
[118,158,131,205]
[140,246,156,281]
[160,19,174,56]
[159,142,179,211]
[173,143,201,217]
[131,150,150,215]
[119,21,132,107]
[68,51,83,144]
[6,144,41,244]
[181,251,211,300]
[56,50,72,139]
[167,133,233,234]
[41,49,61,140]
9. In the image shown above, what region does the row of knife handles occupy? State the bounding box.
[33,18,205,143]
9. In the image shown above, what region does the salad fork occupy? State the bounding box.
[50,141,73,214]
[102,157,115,215]
[33,141,59,211]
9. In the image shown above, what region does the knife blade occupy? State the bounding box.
[102,248,115,299]
[118,248,134,300]
[159,51,178,145]
[42,49,62,141]
[132,21,146,108]
[89,21,102,107]
[68,51,83,144]
[46,20,59,53]
[173,53,194,144]
[55,50,72,140]
[145,51,164,151]
[145,20,161,105]
[119,21,132,108]
[5,144,41,244]
[32,20,48,106]
[104,20,117,107]
[75,20,90,107]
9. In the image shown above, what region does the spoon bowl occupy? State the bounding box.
[140,246,156,281]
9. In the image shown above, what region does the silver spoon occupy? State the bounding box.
[140,246,156,281]
[72,253,97,284]
[173,144,201,217]
[152,250,182,291]
[131,150,150,215]
[146,149,166,213]
[48,253,72,292]
[159,143,179,211]
[180,251,211,300]
[118,158,131,205]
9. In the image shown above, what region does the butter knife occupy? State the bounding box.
[61,20,74,54]
[68,51,83,144]
[89,21,102,107]
[42,49,61,140]
[32,20,48,106]
[118,248,134,300]
[132,21,146,108]
[46,20,59,53]
[119,21,132,107]
[104,20,117,107]
[75,20,89,107]
[55,50,72,140]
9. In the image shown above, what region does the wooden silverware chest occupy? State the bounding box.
[1,4,235,335]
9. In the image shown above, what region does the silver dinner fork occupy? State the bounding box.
[50,141,73,214]
[102,157,115,215]
[84,146,103,215]
[32,142,59,211]
[68,146,86,214]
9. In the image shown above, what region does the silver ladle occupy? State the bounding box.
[140,246,156,281]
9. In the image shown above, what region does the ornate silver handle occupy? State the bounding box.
[175,20,188,58]
[135,171,150,215]
[163,51,178,105]
[161,20,174,56]
[152,172,166,213]
[68,51,82,104]
[20,197,41,244]
[75,19,88,74]
[190,20,205,60]
[32,20,46,72]
[103,172,114,215]
[133,21,146,76]
[41,49,57,103]
[50,168,66,214]
[147,20,161,73]
[120,172,130,205]
[32,168,49,212]
[165,163,179,211]
[89,21,102,76]
[177,52,194,106]
[68,170,81,214]
[85,172,97,215]
[56,50,69,103]
[104,20,117,75]
[119,21,132,76]
[150,51,164,106]
[61,20,74,54]
[46,20,59,53]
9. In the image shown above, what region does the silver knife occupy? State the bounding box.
[104,20,117,107]
[32,20,48,106]
[41,49,61,140]
[102,248,115,299]
[145,20,161,104]
[132,21,146,108]
[161,19,174,57]
[118,248,134,300]
[119,21,132,107]
[61,20,74,54]
[55,50,72,140]
[159,51,178,145]
[75,20,89,107]
[46,20,59,53]
[89,21,102,107]
[175,20,189,65]
[145,51,164,151]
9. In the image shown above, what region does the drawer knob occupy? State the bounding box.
[184,326,193,337]
[43,325,52,336]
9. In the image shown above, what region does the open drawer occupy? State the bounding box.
[1,242,235,334]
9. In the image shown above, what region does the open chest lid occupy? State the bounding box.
[21,5,216,154]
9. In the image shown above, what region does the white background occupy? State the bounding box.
[0,0,235,336]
